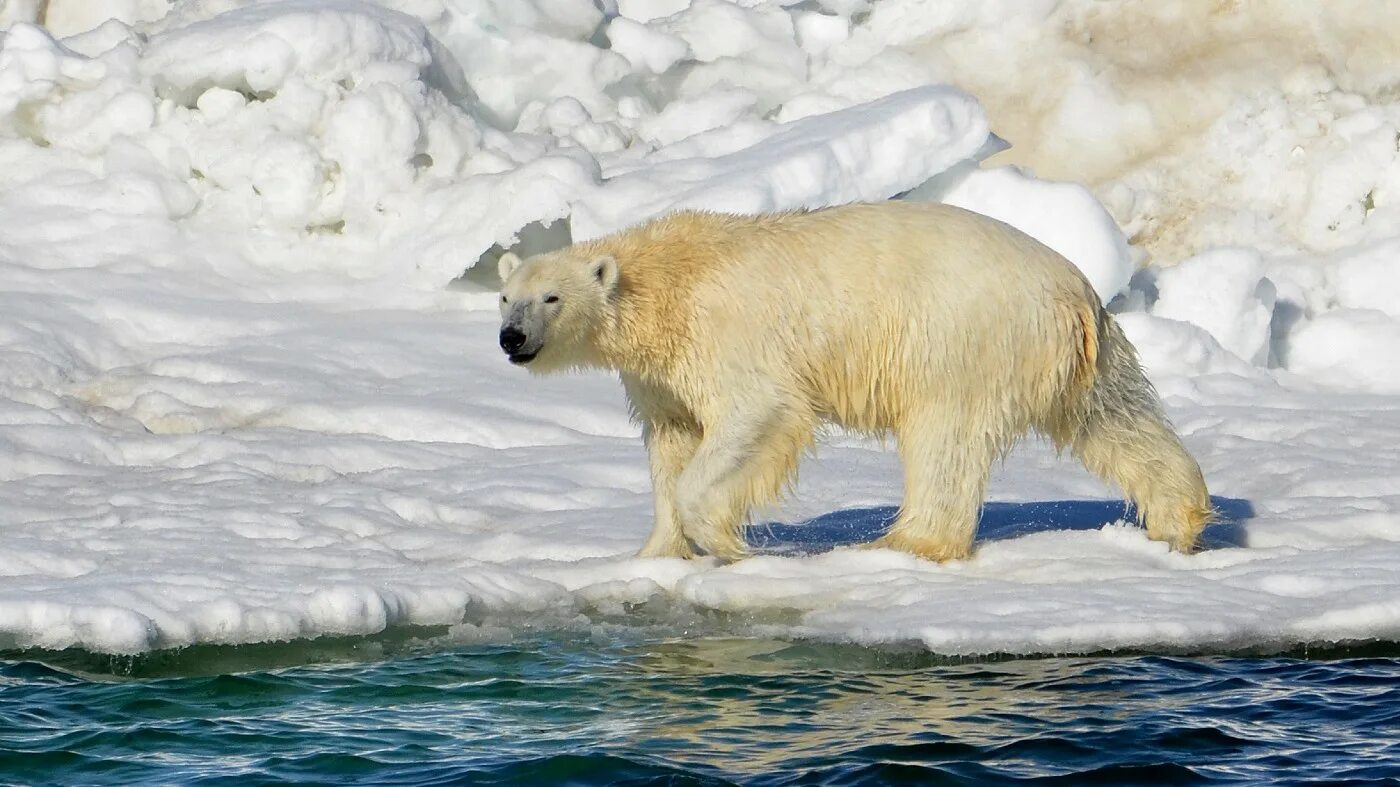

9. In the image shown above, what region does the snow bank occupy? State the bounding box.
[867,1,1400,261]
[0,1,1398,657]
[0,0,1018,289]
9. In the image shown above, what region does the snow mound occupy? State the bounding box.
[573,85,989,240]
[1282,310,1400,394]
[139,1,445,102]
[1332,239,1400,319]
[1152,249,1277,366]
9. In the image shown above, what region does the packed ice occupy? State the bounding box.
[0,0,1397,655]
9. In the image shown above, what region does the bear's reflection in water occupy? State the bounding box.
[610,638,1151,776]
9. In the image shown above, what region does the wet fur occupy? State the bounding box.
[499,202,1212,562]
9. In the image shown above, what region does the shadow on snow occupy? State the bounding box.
[748,496,1255,555]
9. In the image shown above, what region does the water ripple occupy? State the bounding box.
[2,637,1399,784]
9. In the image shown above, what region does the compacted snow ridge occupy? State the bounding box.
[0,0,1397,655]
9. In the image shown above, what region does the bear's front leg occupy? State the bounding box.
[637,420,700,559]
[673,399,813,561]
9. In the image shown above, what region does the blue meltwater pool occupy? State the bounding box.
[3,632,1398,785]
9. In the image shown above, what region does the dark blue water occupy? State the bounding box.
[4,633,1399,785]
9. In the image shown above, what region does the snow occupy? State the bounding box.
[1282,310,1400,395]
[571,85,990,240]
[1152,249,1277,366]
[1332,239,1400,319]
[0,0,1398,656]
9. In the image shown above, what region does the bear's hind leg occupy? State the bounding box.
[638,421,701,558]
[876,409,995,562]
[1069,398,1212,553]
[1060,315,1213,553]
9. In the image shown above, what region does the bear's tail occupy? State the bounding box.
[1061,307,1214,552]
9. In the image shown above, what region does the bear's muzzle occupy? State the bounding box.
[499,327,537,364]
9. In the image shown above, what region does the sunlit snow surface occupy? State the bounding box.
[0,0,1398,655]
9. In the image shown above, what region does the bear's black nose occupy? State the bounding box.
[499,327,526,354]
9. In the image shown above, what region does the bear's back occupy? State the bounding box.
[693,204,1099,429]
[594,203,1102,431]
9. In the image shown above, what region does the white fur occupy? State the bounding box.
[498,203,1212,562]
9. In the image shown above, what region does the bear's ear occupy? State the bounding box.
[590,254,619,293]
[497,252,523,283]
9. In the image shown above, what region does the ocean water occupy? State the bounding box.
[4,633,1399,785]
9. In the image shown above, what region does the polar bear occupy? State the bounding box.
[496,202,1212,562]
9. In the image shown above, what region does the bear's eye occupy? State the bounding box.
[500,295,508,304]
[544,295,560,304]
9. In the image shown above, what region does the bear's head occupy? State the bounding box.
[497,249,620,373]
